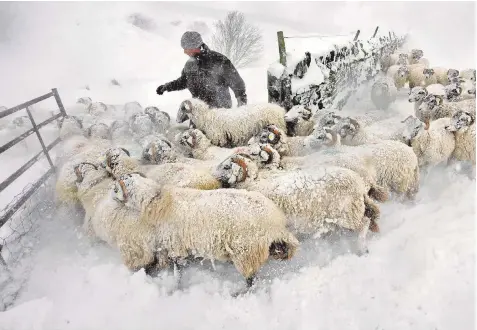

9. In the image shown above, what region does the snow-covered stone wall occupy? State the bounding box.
[267,32,407,112]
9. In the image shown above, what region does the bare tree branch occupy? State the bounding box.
[211,11,264,69]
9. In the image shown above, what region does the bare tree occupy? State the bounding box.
[211,11,264,69]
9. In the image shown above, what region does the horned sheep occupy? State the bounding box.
[417,94,476,123]
[248,124,309,157]
[284,105,315,136]
[408,85,445,117]
[175,98,287,147]
[445,110,476,177]
[214,153,382,253]
[114,172,299,290]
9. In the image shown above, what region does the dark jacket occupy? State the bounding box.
[164,44,247,109]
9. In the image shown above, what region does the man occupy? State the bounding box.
[156,31,247,109]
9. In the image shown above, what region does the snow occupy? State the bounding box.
[0,1,475,329]
[291,54,325,94]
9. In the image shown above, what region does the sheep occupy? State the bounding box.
[402,64,430,89]
[110,120,132,141]
[401,115,456,168]
[74,163,159,273]
[312,109,389,131]
[417,94,476,123]
[459,69,476,81]
[176,98,287,147]
[144,106,171,133]
[114,172,299,290]
[370,76,398,110]
[323,121,420,199]
[422,67,450,86]
[284,105,315,136]
[408,49,423,65]
[248,124,309,157]
[387,65,409,89]
[129,113,155,139]
[55,137,113,205]
[123,101,143,118]
[445,110,476,176]
[178,128,241,161]
[86,123,110,140]
[87,102,108,116]
[77,97,92,107]
[444,82,476,102]
[214,153,381,253]
[100,147,145,179]
[408,86,445,117]
[58,115,84,140]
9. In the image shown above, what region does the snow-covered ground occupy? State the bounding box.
[0,2,475,329]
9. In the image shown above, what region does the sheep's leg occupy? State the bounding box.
[231,275,256,298]
[356,217,370,256]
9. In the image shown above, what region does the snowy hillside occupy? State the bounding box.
[0,2,475,330]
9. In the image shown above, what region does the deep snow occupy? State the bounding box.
[0,2,475,330]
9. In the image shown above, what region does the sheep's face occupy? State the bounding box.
[445,111,475,132]
[411,49,423,61]
[145,106,171,130]
[178,129,203,149]
[317,112,342,130]
[214,154,252,187]
[447,69,460,81]
[396,53,408,65]
[87,102,108,116]
[112,173,147,206]
[74,162,99,184]
[259,124,283,146]
[397,66,409,78]
[129,113,154,137]
[401,116,424,146]
[177,100,194,123]
[247,143,279,167]
[142,138,174,164]
[307,127,336,148]
[337,117,360,139]
[77,97,92,106]
[87,123,110,140]
[444,83,463,101]
[419,94,443,113]
[102,147,131,173]
[408,86,428,102]
[422,68,435,79]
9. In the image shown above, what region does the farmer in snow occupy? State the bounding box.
[155,31,247,109]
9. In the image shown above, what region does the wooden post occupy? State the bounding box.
[372,26,379,38]
[277,31,287,67]
[389,31,392,38]
[52,88,67,116]
[353,29,361,41]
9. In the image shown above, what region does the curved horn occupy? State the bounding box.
[120,148,131,157]
[266,124,282,137]
[231,156,249,183]
[129,171,147,178]
[118,179,128,203]
[324,128,338,146]
[424,118,430,130]
[162,139,172,148]
[260,145,276,164]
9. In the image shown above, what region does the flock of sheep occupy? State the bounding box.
[46,45,475,297]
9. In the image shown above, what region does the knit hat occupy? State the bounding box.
[180,31,203,49]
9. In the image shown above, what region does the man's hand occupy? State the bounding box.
[156,85,167,95]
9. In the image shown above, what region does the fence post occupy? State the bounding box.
[52,88,67,116]
[277,31,287,67]
[25,106,55,170]
[353,29,361,41]
[372,26,379,38]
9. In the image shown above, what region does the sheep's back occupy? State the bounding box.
[453,124,476,164]
[146,163,221,190]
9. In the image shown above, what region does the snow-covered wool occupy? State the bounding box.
[141,135,184,165]
[305,127,419,199]
[370,76,398,110]
[58,115,84,140]
[459,69,476,81]
[178,128,240,161]
[214,154,380,252]
[407,49,423,64]
[115,172,299,287]
[129,113,155,139]
[123,101,143,119]
[144,106,171,133]
[242,142,282,171]
[445,110,476,168]
[87,102,108,116]
[387,65,409,90]
[417,94,476,123]
[248,124,308,157]
[284,105,315,136]
[110,120,132,141]
[311,109,388,132]
[334,117,383,146]
[176,98,287,147]
[424,67,450,86]
[55,138,112,205]
[444,82,476,102]
[144,162,222,190]
[402,64,430,89]
[100,147,144,179]
[86,123,110,140]
[401,115,456,168]
[75,164,159,272]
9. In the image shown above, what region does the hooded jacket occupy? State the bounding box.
[163,44,247,109]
